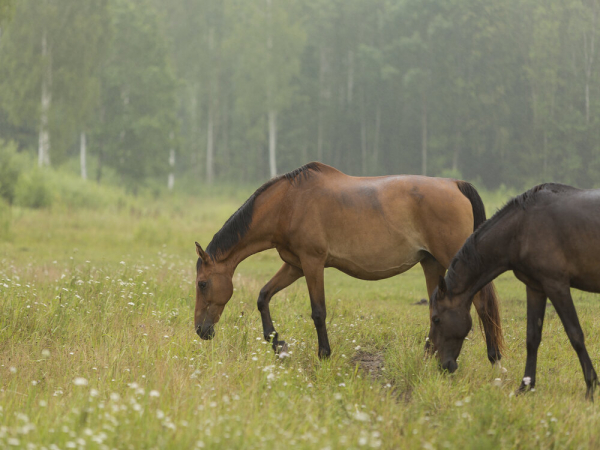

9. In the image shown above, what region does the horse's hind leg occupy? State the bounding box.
[546,285,598,400]
[517,286,547,394]
[420,255,447,355]
[472,288,503,365]
[257,263,303,353]
[301,258,331,358]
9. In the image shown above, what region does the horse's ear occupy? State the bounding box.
[195,242,209,263]
[438,276,447,294]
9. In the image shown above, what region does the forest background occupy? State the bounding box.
[2,0,600,197]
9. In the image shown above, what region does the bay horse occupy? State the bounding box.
[429,183,600,399]
[194,162,502,362]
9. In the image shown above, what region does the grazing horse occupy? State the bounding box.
[429,183,600,399]
[194,162,502,362]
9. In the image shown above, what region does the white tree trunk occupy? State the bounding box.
[266,0,277,178]
[38,29,52,167]
[347,50,354,104]
[268,109,277,178]
[206,28,215,184]
[360,90,367,174]
[583,0,598,124]
[206,105,214,184]
[168,149,175,190]
[317,46,328,162]
[80,131,87,180]
[373,103,381,170]
[421,94,428,176]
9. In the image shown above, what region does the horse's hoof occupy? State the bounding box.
[278,342,290,358]
[273,340,287,354]
[318,349,331,359]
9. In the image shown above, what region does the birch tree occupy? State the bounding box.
[227,0,305,178]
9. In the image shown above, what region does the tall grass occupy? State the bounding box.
[1,187,599,449]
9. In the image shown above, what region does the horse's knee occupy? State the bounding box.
[311,310,326,327]
[257,289,269,312]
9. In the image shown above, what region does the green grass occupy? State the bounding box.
[1,190,599,449]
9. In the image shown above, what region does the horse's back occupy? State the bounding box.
[518,187,600,292]
[281,169,475,278]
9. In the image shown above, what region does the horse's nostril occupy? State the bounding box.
[197,325,215,340]
[442,359,458,373]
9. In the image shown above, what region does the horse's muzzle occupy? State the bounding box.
[441,359,458,374]
[196,324,215,340]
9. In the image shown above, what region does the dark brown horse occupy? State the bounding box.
[194,162,502,362]
[429,183,600,399]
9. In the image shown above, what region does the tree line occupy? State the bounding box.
[1,0,599,190]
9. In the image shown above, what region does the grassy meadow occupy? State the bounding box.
[1,188,600,449]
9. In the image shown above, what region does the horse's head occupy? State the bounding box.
[428,276,472,373]
[194,242,234,340]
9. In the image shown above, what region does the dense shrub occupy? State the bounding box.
[0,198,11,241]
[0,140,24,204]
[14,168,53,208]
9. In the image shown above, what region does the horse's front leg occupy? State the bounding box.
[516,286,547,394]
[257,263,303,353]
[302,259,331,358]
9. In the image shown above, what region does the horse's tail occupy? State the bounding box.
[455,180,505,357]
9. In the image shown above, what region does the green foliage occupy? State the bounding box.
[0,139,24,204]
[3,0,600,189]
[14,168,52,208]
[0,197,10,240]
[96,0,178,189]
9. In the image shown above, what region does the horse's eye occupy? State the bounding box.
[198,281,207,290]
[432,316,440,324]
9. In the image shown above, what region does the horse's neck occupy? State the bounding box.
[218,184,286,272]
[452,223,513,303]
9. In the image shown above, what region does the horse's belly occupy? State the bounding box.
[326,252,421,281]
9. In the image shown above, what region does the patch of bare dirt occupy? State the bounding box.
[352,350,413,404]
[352,350,385,379]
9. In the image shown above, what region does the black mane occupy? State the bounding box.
[446,182,574,287]
[205,162,323,259]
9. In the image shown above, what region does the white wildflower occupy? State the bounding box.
[90,389,99,398]
[9,366,16,374]
[73,377,88,386]
[354,411,370,422]
[149,390,160,398]
[42,349,51,358]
